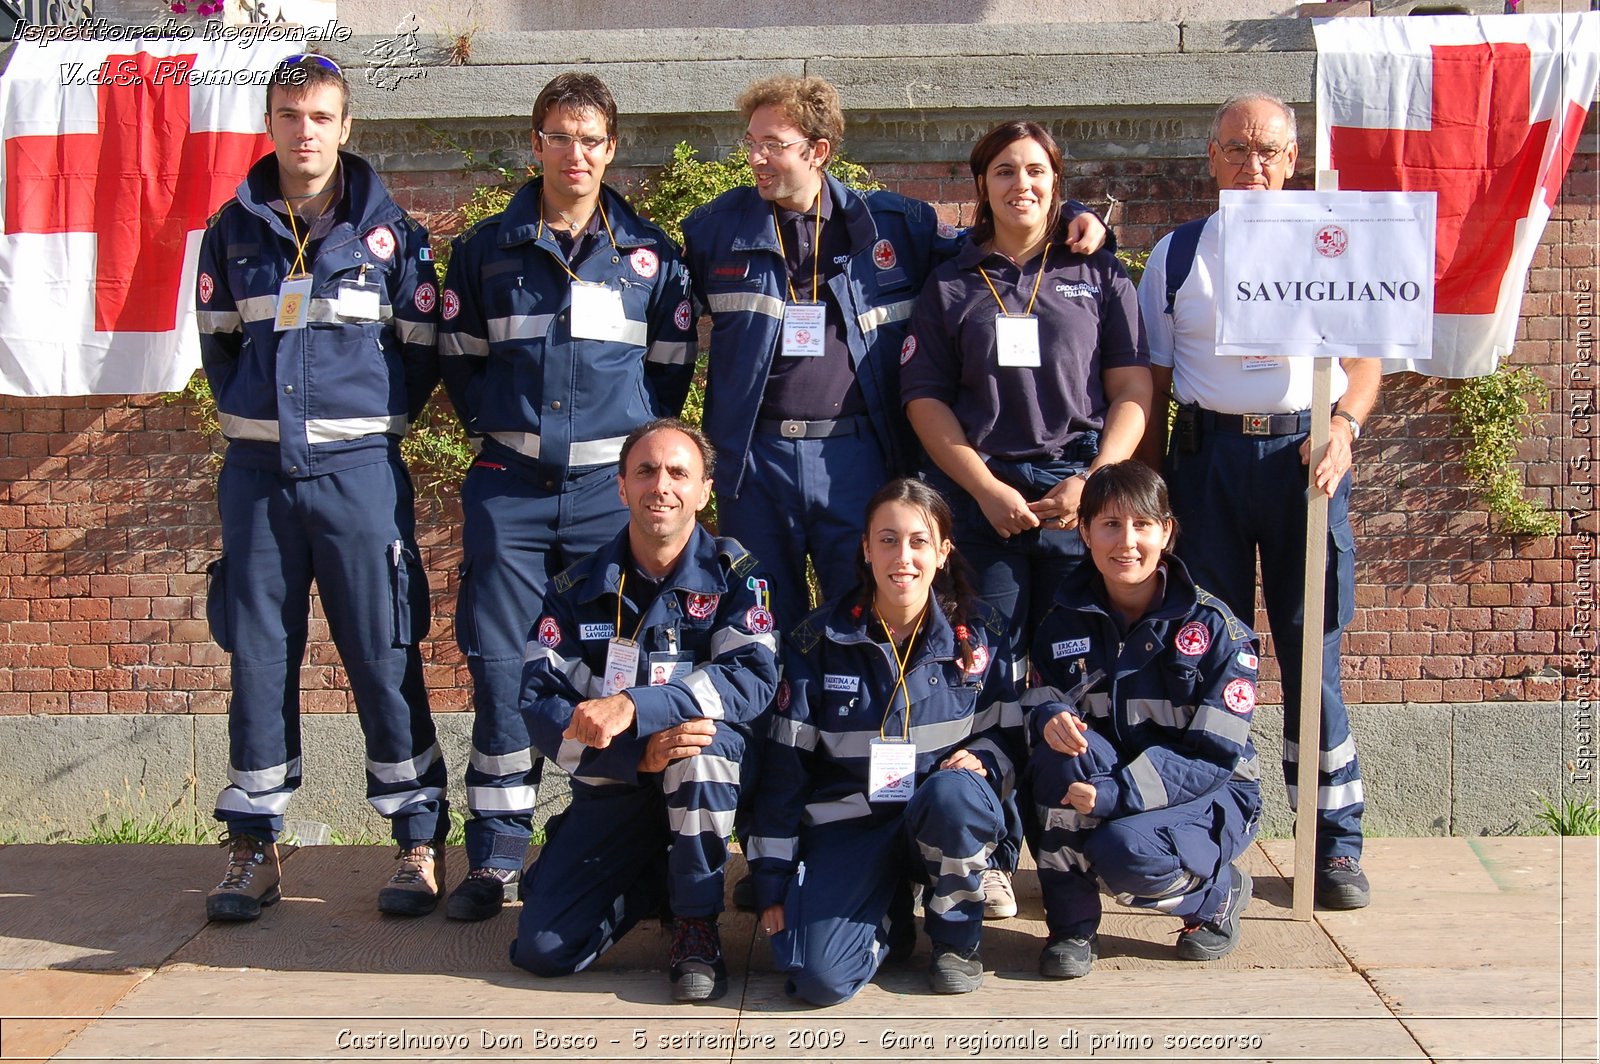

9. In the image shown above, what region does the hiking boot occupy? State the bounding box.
[1315,855,1371,910]
[980,868,1018,920]
[928,942,984,994]
[206,832,281,922]
[377,843,444,916]
[1176,865,1252,961]
[668,916,728,1002]
[446,866,519,922]
[1039,933,1096,979]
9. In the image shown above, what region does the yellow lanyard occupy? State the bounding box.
[771,196,823,304]
[612,571,653,643]
[282,195,315,279]
[876,606,925,742]
[539,200,619,282]
[979,243,1051,317]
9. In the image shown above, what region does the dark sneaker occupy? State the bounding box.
[377,844,444,917]
[446,866,519,921]
[206,832,281,922]
[1176,865,1252,961]
[731,873,757,912]
[980,868,1018,920]
[668,916,728,1002]
[1316,855,1371,910]
[1039,934,1096,979]
[928,942,984,994]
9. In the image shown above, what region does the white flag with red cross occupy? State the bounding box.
[1315,12,1598,380]
[0,37,297,396]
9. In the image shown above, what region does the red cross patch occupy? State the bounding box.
[746,606,774,634]
[966,643,989,676]
[776,679,791,712]
[1315,225,1348,258]
[1223,678,1256,715]
[674,299,692,331]
[442,289,461,321]
[630,247,659,279]
[685,592,719,619]
[937,221,957,239]
[872,239,896,270]
[198,272,214,304]
[536,617,561,648]
[1174,621,1210,657]
[899,335,917,364]
[413,282,436,314]
[364,226,396,261]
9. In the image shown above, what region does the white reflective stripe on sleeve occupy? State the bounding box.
[227,756,302,792]
[370,785,446,816]
[1125,696,1191,730]
[744,835,797,863]
[218,413,279,442]
[908,714,977,750]
[464,785,536,813]
[645,339,694,365]
[706,290,785,321]
[662,753,741,792]
[305,298,342,323]
[568,434,628,467]
[1040,806,1098,832]
[490,431,541,459]
[769,716,818,751]
[235,294,277,323]
[487,313,556,343]
[366,742,440,785]
[1192,703,1253,747]
[306,415,407,443]
[440,331,489,357]
[394,319,436,346]
[681,668,725,720]
[802,792,870,826]
[523,643,597,697]
[668,805,737,838]
[1286,780,1365,810]
[1233,753,1261,782]
[855,298,915,334]
[1127,752,1171,810]
[197,310,241,334]
[996,698,1024,728]
[710,625,778,659]
[1084,691,1112,719]
[471,746,535,776]
[1283,735,1358,773]
[215,786,295,817]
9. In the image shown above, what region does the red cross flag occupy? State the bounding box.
[1315,12,1598,380]
[0,37,297,395]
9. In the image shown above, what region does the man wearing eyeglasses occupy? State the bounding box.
[1135,92,1378,911]
[196,55,448,921]
[438,73,696,923]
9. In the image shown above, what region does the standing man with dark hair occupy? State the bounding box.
[439,73,696,921]
[1136,92,1376,910]
[196,54,447,920]
[512,418,778,1002]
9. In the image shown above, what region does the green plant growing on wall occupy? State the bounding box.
[1448,364,1560,536]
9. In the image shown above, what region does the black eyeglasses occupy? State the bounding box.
[278,54,343,76]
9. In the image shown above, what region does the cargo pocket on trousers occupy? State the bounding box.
[205,556,233,652]
[769,864,807,973]
[1329,523,1356,631]
[453,560,479,657]
[388,543,431,648]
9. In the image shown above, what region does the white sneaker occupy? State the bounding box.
[981,868,1017,920]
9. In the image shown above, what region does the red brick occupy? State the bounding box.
[1441,679,1485,702]
[1402,679,1444,701]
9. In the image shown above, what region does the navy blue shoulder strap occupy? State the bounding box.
[1162,217,1210,315]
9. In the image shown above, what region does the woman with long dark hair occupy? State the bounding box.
[746,477,1023,1003]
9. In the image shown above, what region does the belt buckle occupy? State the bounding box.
[781,420,805,438]
[1242,414,1272,437]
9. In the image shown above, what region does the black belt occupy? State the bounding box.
[755,415,866,439]
[1198,408,1312,437]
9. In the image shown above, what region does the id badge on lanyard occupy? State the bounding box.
[601,637,640,696]
[781,302,826,357]
[570,281,630,342]
[994,313,1041,367]
[647,651,694,686]
[867,738,918,803]
[275,276,314,331]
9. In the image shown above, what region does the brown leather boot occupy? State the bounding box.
[377,843,444,916]
[206,832,281,922]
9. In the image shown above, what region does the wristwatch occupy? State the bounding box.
[1333,409,1361,439]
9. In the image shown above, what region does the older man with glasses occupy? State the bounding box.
[437,73,697,922]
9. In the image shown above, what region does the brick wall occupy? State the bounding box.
[0,150,1590,720]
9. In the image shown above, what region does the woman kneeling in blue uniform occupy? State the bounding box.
[748,478,1024,1002]
[1028,461,1261,978]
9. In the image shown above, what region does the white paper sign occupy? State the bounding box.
[1215,190,1436,359]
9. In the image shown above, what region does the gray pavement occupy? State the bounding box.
[1,837,1594,1063]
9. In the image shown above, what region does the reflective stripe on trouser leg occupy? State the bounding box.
[905,768,1004,952]
[661,722,748,918]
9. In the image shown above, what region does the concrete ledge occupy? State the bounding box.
[0,701,1582,843]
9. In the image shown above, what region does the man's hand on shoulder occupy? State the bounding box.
[637,718,717,774]
[564,692,637,749]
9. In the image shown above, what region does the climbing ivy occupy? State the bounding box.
[1448,364,1560,536]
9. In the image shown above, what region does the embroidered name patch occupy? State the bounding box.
[579,623,616,641]
[1053,637,1091,658]
[824,674,859,693]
